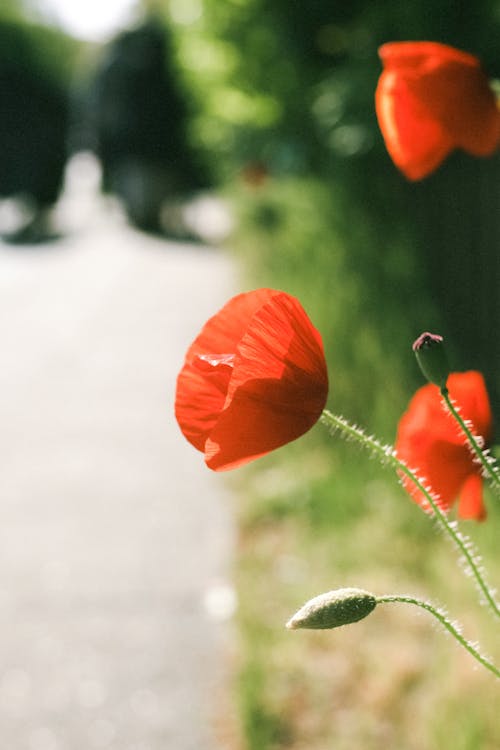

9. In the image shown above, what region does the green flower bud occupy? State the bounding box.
[286,587,377,630]
[412,332,449,389]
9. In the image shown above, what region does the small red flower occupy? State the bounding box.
[175,289,329,471]
[395,371,493,520]
[376,41,500,180]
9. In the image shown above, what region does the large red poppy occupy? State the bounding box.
[175,289,329,471]
[395,371,493,520]
[376,41,500,180]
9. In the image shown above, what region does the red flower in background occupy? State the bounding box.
[175,289,328,471]
[395,371,493,520]
[376,41,500,180]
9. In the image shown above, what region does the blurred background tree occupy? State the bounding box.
[0,2,80,241]
[86,13,211,234]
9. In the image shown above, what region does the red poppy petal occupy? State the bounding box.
[205,377,325,470]
[453,80,500,156]
[175,356,234,451]
[175,289,278,450]
[396,372,492,451]
[395,383,455,450]
[205,293,328,470]
[376,70,453,180]
[457,473,486,520]
[446,371,493,445]
[229,292,326,399]
[408,61,500,156]
[420,441,472,505]
[378,41,480,70]
[395,371,493,518]
[397,439,470,511]
[186,288,278,361]
[376,41,500,178]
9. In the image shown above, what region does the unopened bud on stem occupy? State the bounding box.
[412,332,449,389]
[286,587,377,630]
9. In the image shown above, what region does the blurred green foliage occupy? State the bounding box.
[165,0,500,174]
[163,0,500,416]
[0,5,80,87]
[159,3,500,749]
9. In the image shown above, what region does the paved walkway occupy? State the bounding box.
[0,156,237,750]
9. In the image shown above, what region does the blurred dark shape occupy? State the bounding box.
[0,18,71,244]
[240,161,269,189]
[89,16,210,236]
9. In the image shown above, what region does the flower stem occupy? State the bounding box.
[440,386,500,493]
[320,409,500,620]
[377,595,500,679]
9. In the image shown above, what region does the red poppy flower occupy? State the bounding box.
[175,289,329,471]
[376,41,500,180]
[395,371,493,520]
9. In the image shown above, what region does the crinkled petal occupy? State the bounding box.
[175,289,277,450]
[175,355,234,451]
[205,292,328,470]
[205,375,325,470]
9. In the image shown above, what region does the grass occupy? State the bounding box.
[224,175,500,749]
[232,439,500,749]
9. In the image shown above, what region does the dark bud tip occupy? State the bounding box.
[412,332,449,388]
[412,332,443,352]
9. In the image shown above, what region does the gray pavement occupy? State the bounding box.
[0,156,237,750]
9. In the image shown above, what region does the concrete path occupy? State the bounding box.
[0,156,237,750]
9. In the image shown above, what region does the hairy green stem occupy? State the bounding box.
[377,595,500,679]
[441,386,500,492]
[320,409,500,620]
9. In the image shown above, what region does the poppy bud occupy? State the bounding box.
[286,587,377,630]
[412,332,449,389]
